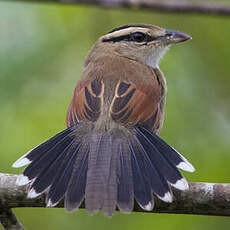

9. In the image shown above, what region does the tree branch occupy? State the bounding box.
[0,209,24,230]
[1,173,230,229]
[9,0,230,16]
[0,174,25,230]
[1,173,230,218]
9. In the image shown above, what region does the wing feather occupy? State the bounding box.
[66,79,104,126]
[110,80,161,130]
[67,66,162,133]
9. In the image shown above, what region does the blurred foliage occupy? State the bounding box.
[0,1,230,229]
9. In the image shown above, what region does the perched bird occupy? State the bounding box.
[13,24,195,216]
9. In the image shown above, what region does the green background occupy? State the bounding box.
[1,1,230,229]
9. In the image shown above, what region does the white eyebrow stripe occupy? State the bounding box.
[102,27,149,40]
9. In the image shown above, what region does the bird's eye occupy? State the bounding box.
[130,32,146,43]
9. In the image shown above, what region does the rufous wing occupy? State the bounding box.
[110,80,162,130]
[67,76,162,132]
[66,78,104,127]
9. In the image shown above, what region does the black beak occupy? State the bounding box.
[165,30,191,43]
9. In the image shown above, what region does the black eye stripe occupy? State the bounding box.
[102,32,154,43]
[130,32,145,43]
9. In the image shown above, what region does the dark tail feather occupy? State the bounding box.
[132,126,194,202]
[135,129,185,190]
[101,137,119,215]
[13,128,73,168]
[28,140,76,197]
[13,126,90,210]
[23,135,73,183]
[13,127,75,186]
[130,136,171,204]
[137,127,195,173]
[117,140,134,213]
[129,141,154,210]
[85,133,119,216]
[13,125,194,216]
[65,142,89,212]
[46,143,81,206]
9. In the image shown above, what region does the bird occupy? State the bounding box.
[13,24,195,216]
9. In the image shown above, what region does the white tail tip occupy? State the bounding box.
[171,178,189,191]
[27,188,41,198]
[46,199,59,207]
[171,147,195,173]
[16,174,30,186]
[12,157,31,168]
[177,161,195,173]
[159,192,173,203]
[141,201,154,211]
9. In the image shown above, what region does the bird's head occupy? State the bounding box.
[88,24,191,69]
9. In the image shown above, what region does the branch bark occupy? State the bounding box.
[1,173,230,218]
[0,209,24,230]
[9,0,230,16]
[0,174,25,230]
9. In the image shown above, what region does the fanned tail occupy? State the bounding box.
[13,126,194,216]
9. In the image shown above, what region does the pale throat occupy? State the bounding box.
[143,45,170,69]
